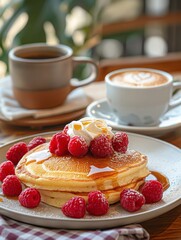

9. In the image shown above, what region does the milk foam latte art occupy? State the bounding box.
[110,70,168,87]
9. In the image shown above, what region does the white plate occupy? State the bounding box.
[0,132,180,229]
[86,98,181,137]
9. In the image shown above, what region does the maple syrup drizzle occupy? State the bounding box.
[150,171,170,191]
[87,166,170,191]
[26,150,52,164]
[87,165,115,177]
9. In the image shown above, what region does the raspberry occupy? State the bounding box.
[62,197,86,218]
[19,188,41,208]
[6,142,28,165]
[120,189,145,212]
[27,136,46,151]
[68,136,88,157]
[86,190,109,216]
[0,161,15,182]
[140,180,163,203]
[2,175,22,197]
[90,135,113,158]
[49,132,70,156]
[112,132,129,153]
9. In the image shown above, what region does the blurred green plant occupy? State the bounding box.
[0,0,144,77]
[0,0,101,73]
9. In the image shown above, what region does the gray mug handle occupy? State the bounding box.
[168,81,181,109]
[70,57,98,88]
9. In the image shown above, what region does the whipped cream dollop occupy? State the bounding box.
[67,117,114,145]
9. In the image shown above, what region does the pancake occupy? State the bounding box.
[39,178,145,208]
[15,141,150,207]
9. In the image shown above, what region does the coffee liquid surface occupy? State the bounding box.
[16,50,63,60]
[111,70,168,87]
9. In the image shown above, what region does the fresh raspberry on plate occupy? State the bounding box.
[6,142,28,165]
[27,136,46,151]
[2,175,22,197]
[120,189,145,212]
[90,135,113,158]
[140,180,163,203]
[86,190,109,216]
[68,136,88,157]
[0,161,15,182]
[49,132,70,156]
[19,188,41,208]
[62,197,86,218]
[112,132,129,153]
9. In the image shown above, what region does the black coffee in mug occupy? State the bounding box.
[14,49,64,60]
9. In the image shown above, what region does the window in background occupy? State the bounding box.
[145,0,169,16]
[93,0,181,60]
[1,0,181,77]
[94,0,144,59]
[144,0,169,57]
[96,39,123,59]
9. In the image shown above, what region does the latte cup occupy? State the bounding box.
[105,68,181,126]
[9,43,98,109]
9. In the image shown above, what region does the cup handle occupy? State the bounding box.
[168,81,181,109]
[70,56,98,88]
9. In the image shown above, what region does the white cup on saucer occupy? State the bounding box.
[105,68,181,126]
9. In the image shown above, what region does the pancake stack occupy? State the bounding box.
[15,133,150,208]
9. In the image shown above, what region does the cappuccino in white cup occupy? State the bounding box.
[110,70,168,87]
[106,68,181,126]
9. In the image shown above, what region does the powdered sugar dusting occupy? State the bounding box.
[111,150,139,164]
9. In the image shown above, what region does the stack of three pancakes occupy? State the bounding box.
[15,142,149,208]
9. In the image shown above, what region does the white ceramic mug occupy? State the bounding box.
[105,68,181,126]
[9,43,98,109]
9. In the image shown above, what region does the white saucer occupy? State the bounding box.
[86,98,181,137]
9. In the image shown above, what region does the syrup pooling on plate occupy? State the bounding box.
[151,171,170,191]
